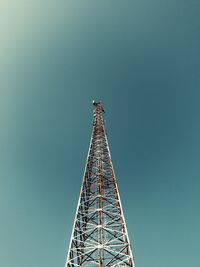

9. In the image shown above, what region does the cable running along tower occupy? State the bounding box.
[65,101,136,267]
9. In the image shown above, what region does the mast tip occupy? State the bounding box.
[92,100,105,113]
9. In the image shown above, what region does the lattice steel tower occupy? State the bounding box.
[65,101,136,267]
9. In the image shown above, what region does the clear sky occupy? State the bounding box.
[1,1,200,267]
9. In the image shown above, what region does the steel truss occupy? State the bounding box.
[65,102,136,267]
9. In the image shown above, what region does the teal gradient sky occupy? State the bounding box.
[1,1,200,267]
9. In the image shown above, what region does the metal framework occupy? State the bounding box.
[65,101,136,267]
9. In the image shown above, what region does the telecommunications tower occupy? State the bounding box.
[65,101,136,267]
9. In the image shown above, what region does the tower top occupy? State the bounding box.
[92,100,105,113]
